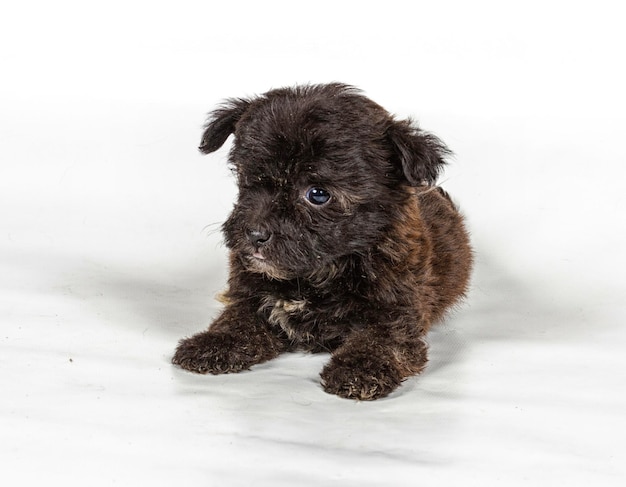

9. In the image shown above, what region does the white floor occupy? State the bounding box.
[2,2,625,486]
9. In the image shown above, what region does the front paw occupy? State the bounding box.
[320,352,403,401]
[172,331,260,374]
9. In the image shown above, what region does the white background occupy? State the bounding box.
[1,1,625,485]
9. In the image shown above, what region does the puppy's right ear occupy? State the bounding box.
[199,98,250,154]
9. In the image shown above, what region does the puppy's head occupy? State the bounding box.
[200,83,449,282]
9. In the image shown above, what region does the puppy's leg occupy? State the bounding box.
[320,321,428,400]
[172,305,285,374]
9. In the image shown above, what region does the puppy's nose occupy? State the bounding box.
[247,229,272,247]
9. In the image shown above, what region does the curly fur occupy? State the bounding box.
[172,83,472,400]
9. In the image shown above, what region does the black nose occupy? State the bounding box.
[247,229,272,247]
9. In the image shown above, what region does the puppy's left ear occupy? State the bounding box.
[199,98,250,154]
[387,119,450,186]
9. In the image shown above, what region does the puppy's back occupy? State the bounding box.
[417,187,473,319]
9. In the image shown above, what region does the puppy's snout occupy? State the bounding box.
[247,229,272,248]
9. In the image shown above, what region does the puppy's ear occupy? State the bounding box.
[387,119,450,186]
[199,98,250,154]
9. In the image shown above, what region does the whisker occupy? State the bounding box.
[202,222,223,238]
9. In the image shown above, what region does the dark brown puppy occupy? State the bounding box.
[172,83,472,400]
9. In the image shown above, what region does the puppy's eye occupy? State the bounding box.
[305,187,331,206]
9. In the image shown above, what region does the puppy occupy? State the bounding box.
[172,83,472,400]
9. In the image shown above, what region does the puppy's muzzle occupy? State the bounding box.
[247,229,272,249]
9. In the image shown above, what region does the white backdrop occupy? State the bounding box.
[1,1,625,486]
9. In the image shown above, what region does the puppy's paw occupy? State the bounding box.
[172,331,262,374]
[320,352,403,401]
